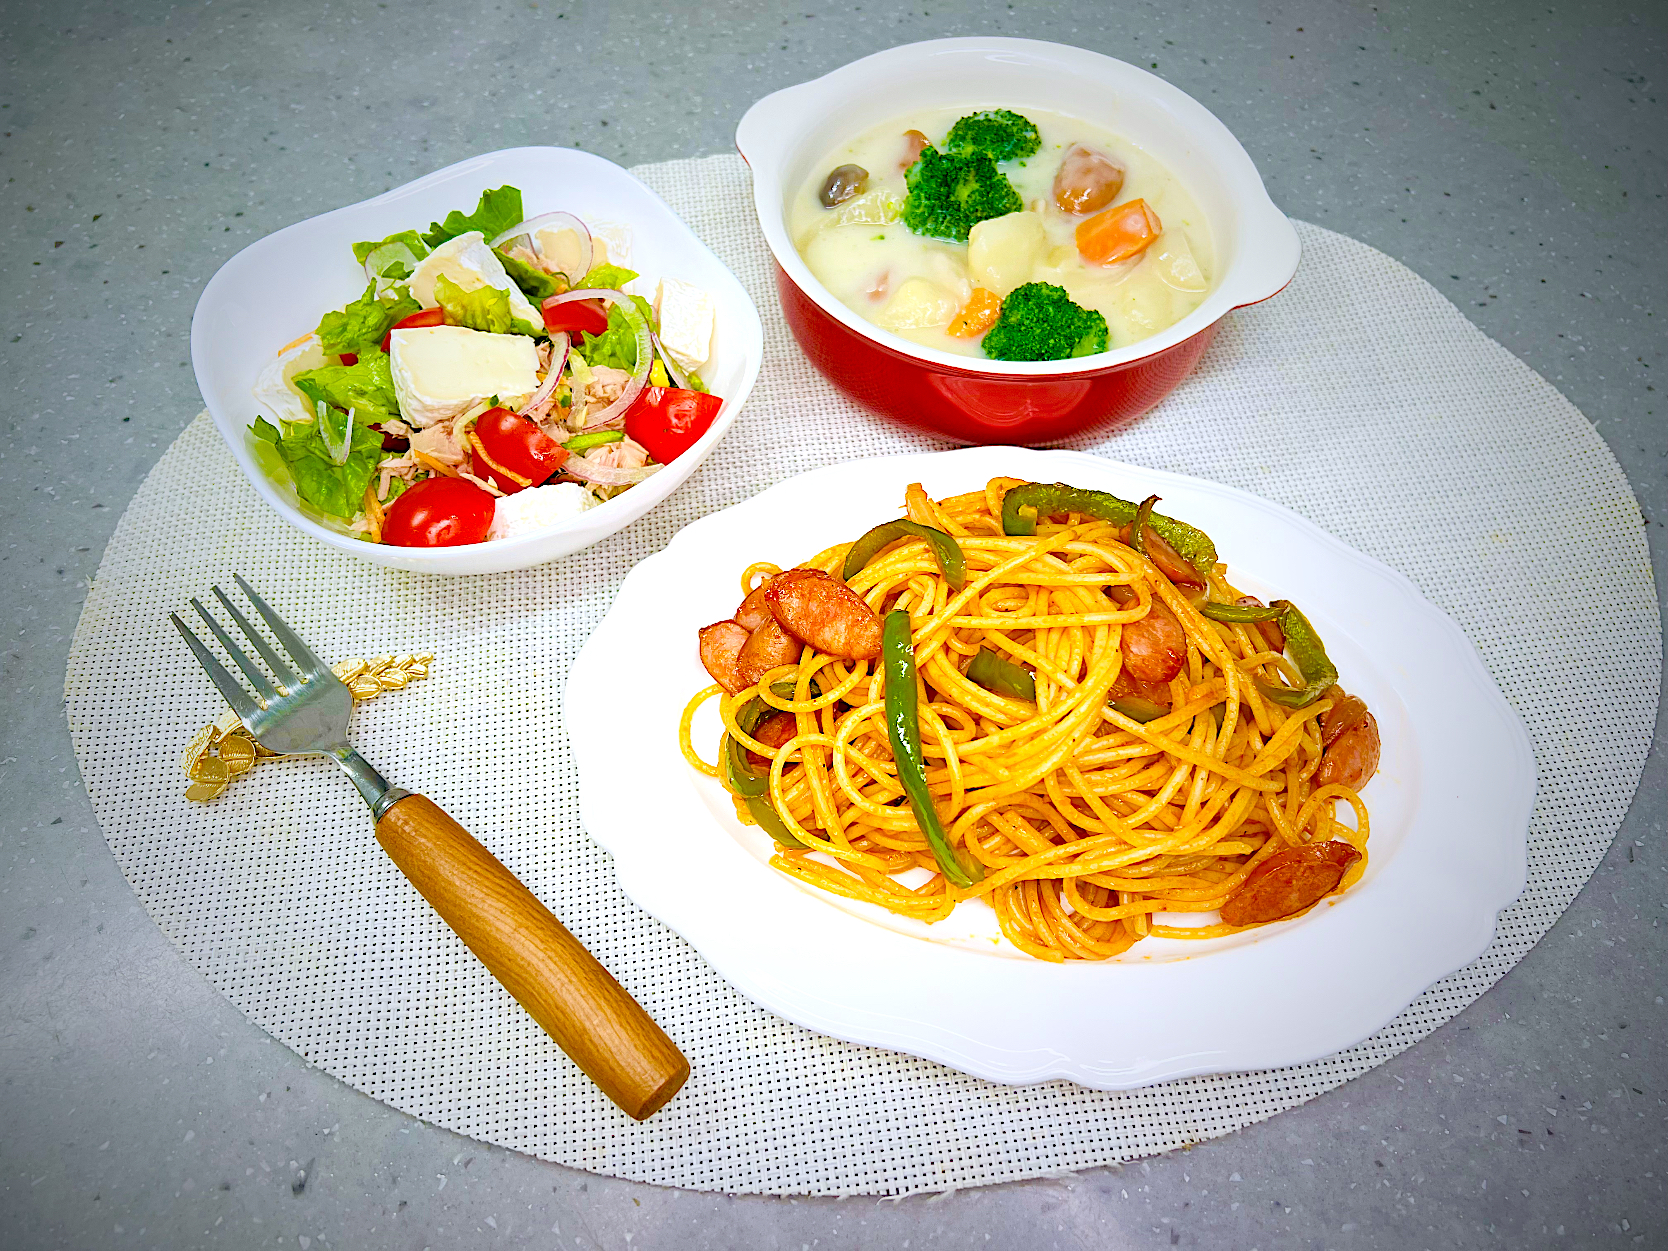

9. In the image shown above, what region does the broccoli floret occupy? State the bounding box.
[943,109,1042,163]
[981,283,1110,362]
[900,145,1023,243]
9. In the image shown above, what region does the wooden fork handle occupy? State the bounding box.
[374,793,689,1120]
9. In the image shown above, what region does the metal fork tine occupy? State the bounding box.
[233,574,329,679]
[211,585,299,689]
[191,598,279,700]
[170,613,262,724]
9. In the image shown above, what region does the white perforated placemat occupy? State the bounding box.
[66,154,1658,1196]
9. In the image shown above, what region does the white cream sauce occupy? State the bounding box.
[791,105,1214,358]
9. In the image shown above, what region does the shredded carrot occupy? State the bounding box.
[410,449,461,478]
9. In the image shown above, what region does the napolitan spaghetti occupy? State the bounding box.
[679,478,1382,962]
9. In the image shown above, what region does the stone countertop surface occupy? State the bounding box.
[2,1,1662,1247]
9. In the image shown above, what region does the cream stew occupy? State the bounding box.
[791,105,1214,360]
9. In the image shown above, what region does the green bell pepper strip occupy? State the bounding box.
[720,682,814,847]
[563,429,624,453]
[1200,600,1286,623]
[1108,695,1170,723]
[1000,482,1218,576]
[965,646,1036,702]
[841,519,966,590]
[883,610,981,887]
[1253,600,1339,709]
[1130,494,1159,558]
[721,682,797,800]
[745,795,807,850]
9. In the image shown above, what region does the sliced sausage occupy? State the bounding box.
[698,620,750,695]
[735,617,804,689]
[1317,711,1381,791]
[734,582,775,632]
[764,567,883,662]
[1119,597,1187,685]
[1053,143,1126,215]
[1320,688,1371,748]
[1219,840,1362,927]
[744,710,800,769]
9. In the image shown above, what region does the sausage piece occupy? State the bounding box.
[1317,711,1381,791]
[735,617,804,690]
[1053,143,1126,215]
[1320,688,1371,747]
[744,710,800,769]
[1219,840,1362,927]
[698,620,750,695]
[764,568,883,661]
[734,582,775,632]
[1119,597,1187,684]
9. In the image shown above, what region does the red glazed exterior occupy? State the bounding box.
[776,262,1220,444]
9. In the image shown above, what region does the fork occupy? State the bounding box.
[171,575,689,1120]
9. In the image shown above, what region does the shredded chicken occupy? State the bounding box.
[585,365,633,405]
[409,421,465,466]
[376,451,418,500]
[379,418,413,439]
[457,468,506,498]
[581,436,651,472]
[505,243,549,274]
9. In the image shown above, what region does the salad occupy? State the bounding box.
[249,185,724,547]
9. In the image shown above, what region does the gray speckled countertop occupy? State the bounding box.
[2,1,1663,1247]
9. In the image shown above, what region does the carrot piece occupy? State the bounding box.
[946,288,1002,338]
[1075,198,1164,265]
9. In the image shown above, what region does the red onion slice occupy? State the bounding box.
[518,332,569,417]
[547,288,652,430]
[490,212,592,279]
[649,329,690,390]
[561,458,661,487]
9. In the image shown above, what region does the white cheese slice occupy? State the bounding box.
[389,326,540,428]
[488,482,596,540]
[588,220,633,268]
[408,231,542,333]
[252,333,327,427]
[653,277,715,374]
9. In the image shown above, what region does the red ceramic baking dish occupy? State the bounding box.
[736,38,1301,444]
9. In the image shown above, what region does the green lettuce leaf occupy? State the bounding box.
[420,186,524,250]
[578,295,656,371]
[274,414,386,520]
[313,283,421,358]
[433,273,540,336]
[352,229,429,266]
[495,246,560,300]
[292,350,400,423]
[251,409,386,520]
[352,231,429,289]
[580,262,638,291]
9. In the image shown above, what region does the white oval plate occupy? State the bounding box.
[192,147,763,575]
[566,448,1533,1088]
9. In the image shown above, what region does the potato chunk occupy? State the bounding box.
[967,211,1048,297]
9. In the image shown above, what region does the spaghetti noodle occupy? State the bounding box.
[680,478,1378,962]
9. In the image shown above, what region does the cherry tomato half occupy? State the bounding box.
[380,476,496,547]
[469,406,569,494]
[623,386,723,466]
[540,295,609,338]
[381,307,446,353]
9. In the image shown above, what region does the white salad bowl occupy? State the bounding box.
[191,147,764,575]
